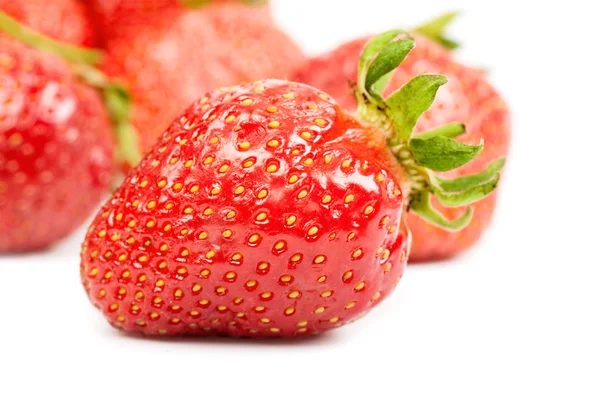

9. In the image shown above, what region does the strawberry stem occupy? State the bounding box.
[0,10,101,65]
[354,30,504,231]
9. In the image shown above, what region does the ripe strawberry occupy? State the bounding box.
[0,12,136,251]
[98,2,305,164]
[81,31,504,336]
[293,17,510,262]
[0,0,96,46]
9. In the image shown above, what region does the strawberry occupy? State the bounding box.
[97,1,305,165]
[0,0,96,46]
[293,15,510,262]
[0,12,137,251]
[80,30,504,337]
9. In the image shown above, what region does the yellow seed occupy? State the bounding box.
[256,212,268,221]
[234,186,245,195]
[352,248,363,258]
[258,262,269,270]
[222,229,233,238]
[211,186,222,195]
[329,317,339,323]
[156,279,165,287]
[321,194,332,204]
[169,157,178,165]
[190,185,200,193]
[286,215,297,225]
[192,284,202,292]
[226,210,236,219]
[342,159,351,168]
[297,190,308,199]
[376,173,385,182]
[160,244,168,251]
[288,290,300,299]
[285,307,295,315]
[280,275,293,283]
[266,164,278,173]
[283,93,294,99]
[206,250,216,258]
[203,156,214,165]
[268,121,280,129]
[243,159,255,168]
[200,269,211,277]
[173,183,183,191]
[238,141,251,150]
[242,98,253,106]
[290,253,301,262]
[269,328,280,333]
[297,321,308,327]
[147,201,156,209]
[260,318,271,323]
[158,261,167,269]
[314,306,325,314]
[184,160,193,168]
[314,118,326,127]
[255,86,265,92]
[301,131,312,140]
[203,208,213,216]
[347,232,356,240]
[257,189,268,199]
[246,280,257,288]
[317,275,327,283]
[183,207,193,214]
[274,240,286,250]
[364,205,374,215]
[249,234,260,243]
[138,255,148,263]
[209,137,219,145]
[288,175,299,184]
[232,253,242,261]
[267,106,277,113]
[345,301,356,309]
[307,226,318,235]
[344,194,355,203]
[225,115,236,123]
[355,282,365,291]
[343,271,353,281]
[97,230,106,238]
[314,255,325,264]
[303,158,314,166]
[321,290,332,298]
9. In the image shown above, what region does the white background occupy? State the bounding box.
[2,1,599,408]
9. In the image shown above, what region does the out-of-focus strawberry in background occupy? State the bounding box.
[1,1,598,408]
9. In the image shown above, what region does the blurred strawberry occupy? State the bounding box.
[98,1,305,162]
[293,15,510,261]
[0,0,96,46]
[0,11,137,251]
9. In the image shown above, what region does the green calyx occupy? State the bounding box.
[355,31,505,232]
[0,10,141,168]
[413,11,460,50]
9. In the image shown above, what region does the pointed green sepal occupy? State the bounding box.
[433,158,505,192]
[410,191,473,231]
[413,12,460,50]
[0,10,101,64]
[413,122,465,140]
[431,173,499,207]
[386,74,448,145]
[365,38,415,98]
[409,135,483,172]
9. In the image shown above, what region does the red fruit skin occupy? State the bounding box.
[293,36,511,262]
[0,39,114,252]
[80,80,410,337]
[0,0,96,46]
[100,4,305,156]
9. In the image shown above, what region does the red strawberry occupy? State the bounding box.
[80,31,504,336]
[98,2,305,164]
[0,0,96,46]
[0,12,138,251]
[293,18,510,262]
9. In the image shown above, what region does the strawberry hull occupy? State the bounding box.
[81,80,410,337]
[293,36,510,261]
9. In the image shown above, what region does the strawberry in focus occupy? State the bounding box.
[0,0,96,46]
[293,15,510,261]
[98,1,305,164]
[81,31,504,337]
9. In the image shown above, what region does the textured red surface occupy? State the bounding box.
[0,40,114,251]
[100,3,305,157]
[294,36,511,261]
[0,0,96,46]
[81,80,410,337]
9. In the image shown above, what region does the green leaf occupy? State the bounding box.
[431,173,500,207]
[410,191,473,231]
[413,11,460,50]
[0,10,101,65]
[358,29,406,80]
[413,122,465,140]
[409,135,483,172]
[365,38,415,97]
[433,158,506,192]
[386,74,447,144]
